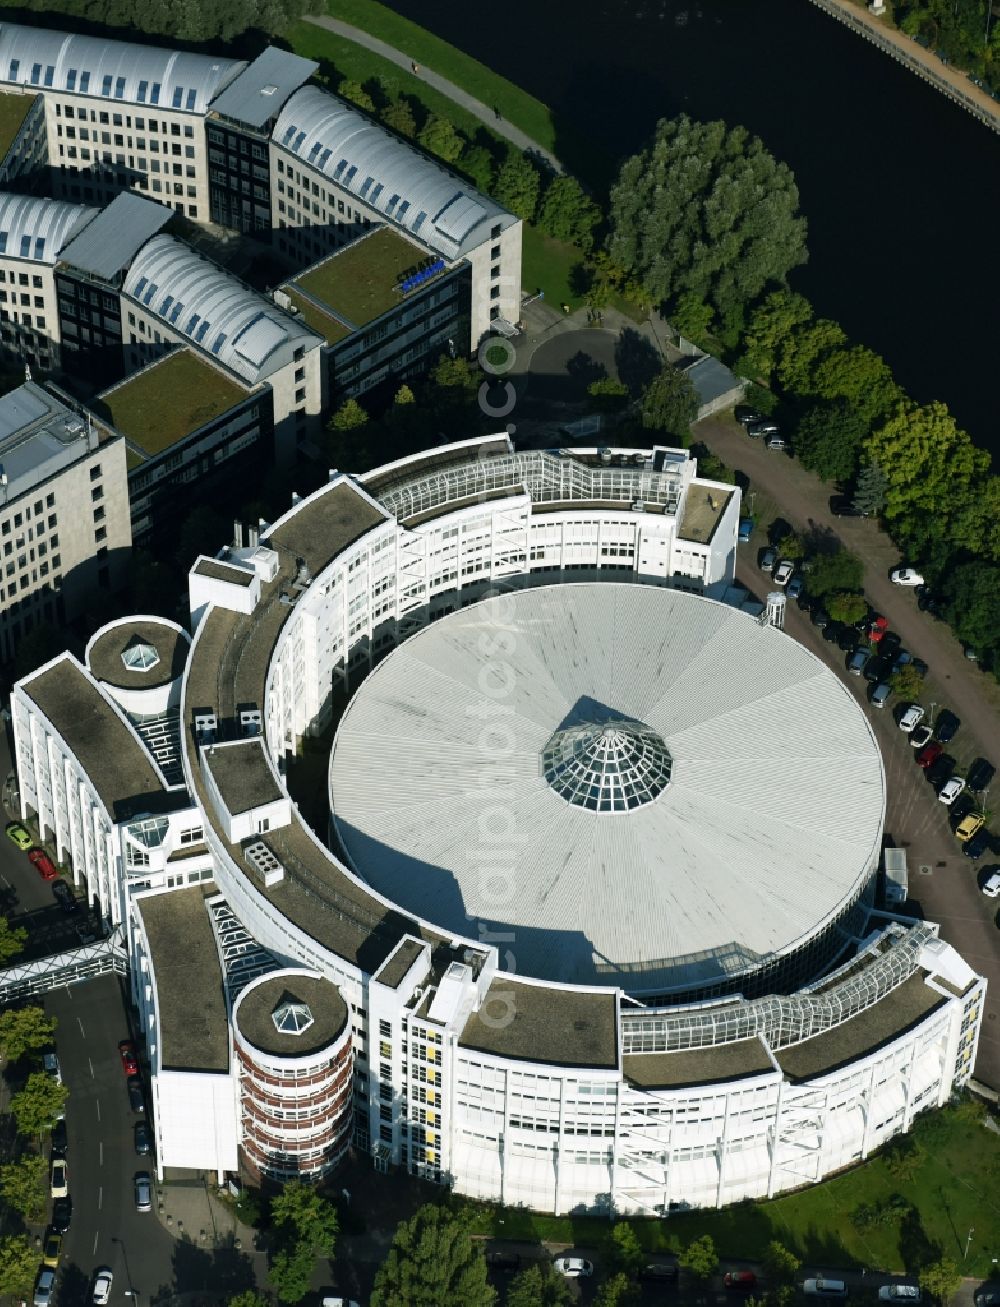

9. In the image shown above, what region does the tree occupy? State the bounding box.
[506,1263,573,1307]
[0,1155,48,1222]
[594,1272,638,1307]
[812,344,902,426]
[608,115,808,323]
[327,398,372,472]
[232,1188,264,1228]
[0,1234,38,1298]
[0,1006,57,1063]
[609,1222,643,1277]
[919,1258,961,1305]
[881,1133,922,1182]
[493,148,540,222]
[805,548,864,598]
[460,143,495,193]
[10,1073,69,1136]
[417,114,465,164]
[0,916,26,966]
[537,175,602,251]
[852,459,888,517]
[942,562,1000,659]
[331,398,368,433]
[381,98,417,137]
[739,290,813,382]
[270,1180,338,1253]
[774,531,804,560]
[794,402,867,484]
[587,377,629,412]
[825,591,869,625]
[268,1244,314,1304]
[694,452,735,484]
[338,79,376,113]
[370,1204,495,1307]
[640,366,699,441]
[424,354,482,436]
[583,250,627,310]
[228,1294,268,1307]
[672,292,716,344]
[679,1234,718,1280]
[761,1241,801,1285]
[890,665,926,701]
[775,318,846,396]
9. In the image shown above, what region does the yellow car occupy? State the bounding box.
[5,821,31,850]
[956,812,985,843]
[42,1228,61,1267]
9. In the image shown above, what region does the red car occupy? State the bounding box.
[724,1271,758,1291]
[917,741,944,770]
[118,1040,139,1076]
[869,616,889,643]
[28,848,58,881]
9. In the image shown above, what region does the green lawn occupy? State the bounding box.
[294,227,426,328]
[521,226,587,311]
[314,0,557,151]
[99,350,249,457]
[466,1102,1000,1277]
[0,91,36,160]
[283,287,353,344]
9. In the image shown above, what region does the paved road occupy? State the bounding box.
[303,14,564,172]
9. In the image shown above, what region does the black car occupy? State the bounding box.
[810,606,831,630]
[880,631,902,655]
[829,495,867,518]
[968,758,996,793]
[51,1197,71,1233]
[917,588,945,616]
[127,1076,145,1114]
[927,754,956,788]
[640,1262,680,1282]
[934,709,960,743]
[838,625,860,652]
[822,619,844,644]
[865,656,892,684]
[735,405,762,426]
[50,1119,67,1156]
[950,793,978,825]
[911,657,929,677]
[134,1122,152,1156]
[964,827,992,860]
[51,880,79,914]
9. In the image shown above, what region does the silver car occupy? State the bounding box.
[134,1171,152,1212]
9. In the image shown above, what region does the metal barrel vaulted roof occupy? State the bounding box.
[329,584,886,994]
[122,235,322,385]
[0,23,244,113]
[0,192,93,263]
[273,85,515,259]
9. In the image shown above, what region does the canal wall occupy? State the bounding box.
[807,0,1000,135]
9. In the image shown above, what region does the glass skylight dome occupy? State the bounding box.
[271,996,314,1036]
[542,717,673,813]
[121,636,160,672]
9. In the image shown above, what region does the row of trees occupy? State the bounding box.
[895,0,1000,79]
[7,0,311,43]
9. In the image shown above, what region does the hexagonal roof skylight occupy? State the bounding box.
[271,995,314,1036]
[121,636,160,673]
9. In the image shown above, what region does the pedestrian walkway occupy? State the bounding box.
[303,14,564,172]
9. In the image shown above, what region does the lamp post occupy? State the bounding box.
[965,1227,975,1260]
[112,1237,138,1306]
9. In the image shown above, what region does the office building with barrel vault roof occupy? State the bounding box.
[9,436,984,1212]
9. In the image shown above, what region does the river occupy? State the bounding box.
[382,0,1000,464]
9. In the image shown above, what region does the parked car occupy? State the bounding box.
[52,880,79,914]
[879,1287,921,1303]
[127,1076,145,1113]
[968,758,996,792]
[911,657,929,677]
[935,710,961,743]
[119,1040,139,1076]
[738,517,755,544]
[51,1197,71,1233]
[92,1269,114,1307]
[917,588,944,615]
[28,848,58,881]
[890,567,925,586]
[880,631,902,654]
[893,648,913,670]
[974,1288,1000,1307]
[837,624,859,652]
[830,495,867,517]
[871,683,892,709]
[43,1052,61,1083]
[5,820,32,849]
[787,575,804,600]
[927,755,956,788]
[51,1119,67,1156]
[640,1261,680,1282]
[725,1271,758,1291]
[134,1122,152,1156]
[865,656,892,684]
[847,648,869,676]
[811,606,831,631]
[774,559,794,586]
[765,434,787,451]
[760,546,778,573]
[898,704,925,734]
[50,1159,68,1198]
[957,813,986,844]
[917,741,944,770]
[735,405,761,426]
[869,615,889,642]
[33,1268,56,1307]
[553,1257,593,1277]
[134,1171,152,1213]
[938,776,966,806]
[980,869,1000,897]
[965,828,993,860]
[804,1280,849,1300]
[747,419,780,438]
[42,1229,61,1268]
[910,724,934,750]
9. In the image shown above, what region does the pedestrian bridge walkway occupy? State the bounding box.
[0,926,126,1004]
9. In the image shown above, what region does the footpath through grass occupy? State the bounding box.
[463,1100,1000,1278]
[316,0,558,151]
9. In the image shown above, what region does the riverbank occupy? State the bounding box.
[807,0,1000,133]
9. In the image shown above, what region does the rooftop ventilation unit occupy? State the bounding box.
[239,708,262,738]
[194,711,217,746]
[245,840,284,886]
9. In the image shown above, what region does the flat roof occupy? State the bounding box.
[204,739,282,816]
[60,192,172,280]
[460,979,618,1069]
[623,1037,774,1089]
[776,972,947,1082]
[375,938,425,990]
[678,483,733,545]
[22,657,175,821]
[293,228,431,330]
[360,436,512,494]
[234,972,347,1058]
[136,887,229,1073]
[209,46,317,129]
[0,89,36,160]
[265,478,387,577]
[87,619,189,691]
[0,381,99,501]
[404,485,519,527]
[193,557,255,587]
[99,349,250,461]
[281,287,352,346]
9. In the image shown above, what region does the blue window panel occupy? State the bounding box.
[344,165,357,186]
[309,141,323,162]
[66,69,77,91]
[370,183,383,204]
[101,74,112,96]
[186,88,196,110]
[282,124,296,146]
[19,235,30,257]
[143,283,156,305]
[79,71,90,93]
[134,277,148,298]
[211,333,226,355]
[333,159,347,180]
[186,314,200,334]
[151,83,161,104]
[194,320,210,343]
[8,60,19,80]
[0,234,7,255]
[137,80,148,103]
[30,64,41,85]
[293,130,306,150]
[44,66,54,87]
[169,302,183,323]
[172,86,183,108]
[413,211,426,232]
[115,77,126,99]
[34,238,44,258]
[319,148,332,169]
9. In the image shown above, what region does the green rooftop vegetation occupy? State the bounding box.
[294,228,428,329]
[0,92,36,162]
[283,288,353,345]
[99,350,249,459]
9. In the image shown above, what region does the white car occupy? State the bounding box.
[92,1269,113,1306]
[938,776,966,806]
[50,1159,68,1198]
[774,559,795,586]
[982,871,1000,899]
[890,567,925,586]
[909,724,934,749]
[879,1288,921,1303]
[898,704,925,734]
[554,1256,594,1278]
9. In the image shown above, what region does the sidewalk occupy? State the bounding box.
[303,14,564,172]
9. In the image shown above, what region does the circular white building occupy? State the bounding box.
[329,584,885,997]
